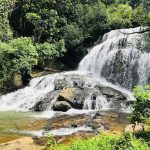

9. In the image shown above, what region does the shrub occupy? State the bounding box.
[56,133,149,150]
[130,85,150,123]
[42,134,56,150]
[36,39,66,61]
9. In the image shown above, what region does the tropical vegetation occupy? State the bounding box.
[0,0,149,88]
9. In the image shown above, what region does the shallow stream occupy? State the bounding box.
[0,110,130,144]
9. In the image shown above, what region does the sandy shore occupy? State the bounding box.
[0,137,41,150]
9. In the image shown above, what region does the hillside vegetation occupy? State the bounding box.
[0,0,149,89]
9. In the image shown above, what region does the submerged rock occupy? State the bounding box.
[0,137,41,150]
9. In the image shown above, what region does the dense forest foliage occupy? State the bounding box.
[0,0,149,87]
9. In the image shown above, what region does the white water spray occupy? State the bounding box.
[79,27,150,89]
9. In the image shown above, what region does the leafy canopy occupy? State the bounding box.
[0,37,38,84]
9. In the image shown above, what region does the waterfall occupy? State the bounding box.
[0,27,149,112]
[79,27,150,89]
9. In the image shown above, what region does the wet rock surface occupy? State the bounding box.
[0,110,129,146]
[33,111,129,146]
[99,86,127,100]
[53,101,72,112]
[41,111,129,135]
[32,91,60,111]
[32,74,130,112]
[57,88,86,109]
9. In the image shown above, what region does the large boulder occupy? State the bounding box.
[57,88,86,109]
[98,86,127,101]
[58,88,76,102]
[54,86,129,111]
[53,101,72,112]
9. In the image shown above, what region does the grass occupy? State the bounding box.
[44,132,150,150]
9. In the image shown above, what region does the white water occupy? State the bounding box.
[15,125,93,137]
[0,27,149,113]
[79,27,150,89]
[0,71,133,112]
[83,92,110,110]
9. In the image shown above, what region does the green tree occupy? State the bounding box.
[11,0,68,43]
[0,0,16,41]
[0,43,13,83]
[102,0,116,5]
[142,0,150,12]
[36,39,66,61]
[9,37,38,74]
[0,37,38,84]
[131,85,150,123]
[73,2,108,43]
[130,0,141,8]
[133,5,147,26]
[107,4,133,28]
[62,23,84,49]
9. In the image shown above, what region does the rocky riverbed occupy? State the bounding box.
[0,110,130,149]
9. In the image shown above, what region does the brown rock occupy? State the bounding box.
[57,88,86,109]
[58,88,76,102]
[125,123,148,133]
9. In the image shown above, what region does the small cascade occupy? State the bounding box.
[83,90,110,110]
[0,71,132,111]
[0,74,57,111]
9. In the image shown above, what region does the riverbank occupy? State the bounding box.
[0,137,41,150]
[0,110,130,149]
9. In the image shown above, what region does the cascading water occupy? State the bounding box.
[0,71,131,111]
[0,27,149,112]
[79,27,150,89]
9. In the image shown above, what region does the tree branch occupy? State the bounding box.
[118,28,150,35]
